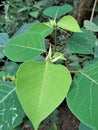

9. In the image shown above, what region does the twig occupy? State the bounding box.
[90,0,97,22]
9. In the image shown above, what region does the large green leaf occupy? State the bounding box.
[66,29,96,54]
[16,61,72,130]
[57,15,82,32]
[43,4,73,19]
[0,81,24,130]
[29,23,53,37]
[4,32,46,62]
[84,20,98,32]
[67,61,98,130]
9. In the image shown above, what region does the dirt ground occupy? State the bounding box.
[22,101,79,130]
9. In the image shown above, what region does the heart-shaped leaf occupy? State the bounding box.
[16,61,72,130]
[0,81,24,130]
[4,32,46,62]
[67,61,98,130]
[29,23,53,37]
[57,15,82,32]
[43,4,73,19]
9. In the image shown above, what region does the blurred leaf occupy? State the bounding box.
[33,55,45,62]
[18,6,30,13]
[57,15,82,32]
[14,21,39,37]
[49,123,57,130]
[93,16,98,25]
[94,39,98,57]
[79,122,93,130]
[69,62,81,71]
[4,32,46,62]
[67,29,96,54]
[0,33,9,59]
[30,11,39,18]
[0,81,24,130]
[84,20,98,32]
[43,4,73,19]
[5,62,19,75]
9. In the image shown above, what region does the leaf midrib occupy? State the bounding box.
[9,44,45,51]
[35,62,48,123]
[0,87,16,104]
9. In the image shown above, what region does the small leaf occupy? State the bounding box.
[43,4,73,19]
[29,23,53,37]
[84,20,98,32]
[4,32,46,62]
[30,11,39,18]
[51,52,66,62]
[0,81,24,130]
[16,61,72,130]
[57,15,82,32]
[67,61,98,130]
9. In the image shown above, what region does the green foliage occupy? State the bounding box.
[43,4,73,19]
[0,81,24,130]
[0,33,9,59]
[84,20,98,32]
[29,23,53,37]
[79,122,93,130]
[67,61,98,130]
[4,32,46,62]
[0,3,98,130]
[16,61,71,130]
[5,62,19,75]
[66,29,96,54]
[57,15,82,32]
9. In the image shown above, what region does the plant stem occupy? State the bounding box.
[90,0,97,22]
[54,26,57,51]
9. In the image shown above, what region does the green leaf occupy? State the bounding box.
[51,52,66,62]
[0,33,9,59]
[84,20,98,32]
[43,4,73,19]
[0,81,24,130]
[5,62,19,75]
[13,22,38,37]
[16,61,72,130]
[67,61,98,130]
[79,122,93,130]
[30,11,39,18]
[66,29,96,54]
[57,15,82,32]
[4,32,46,62]
[29,23,53,37]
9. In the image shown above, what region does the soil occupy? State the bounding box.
[22,101,79,130]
